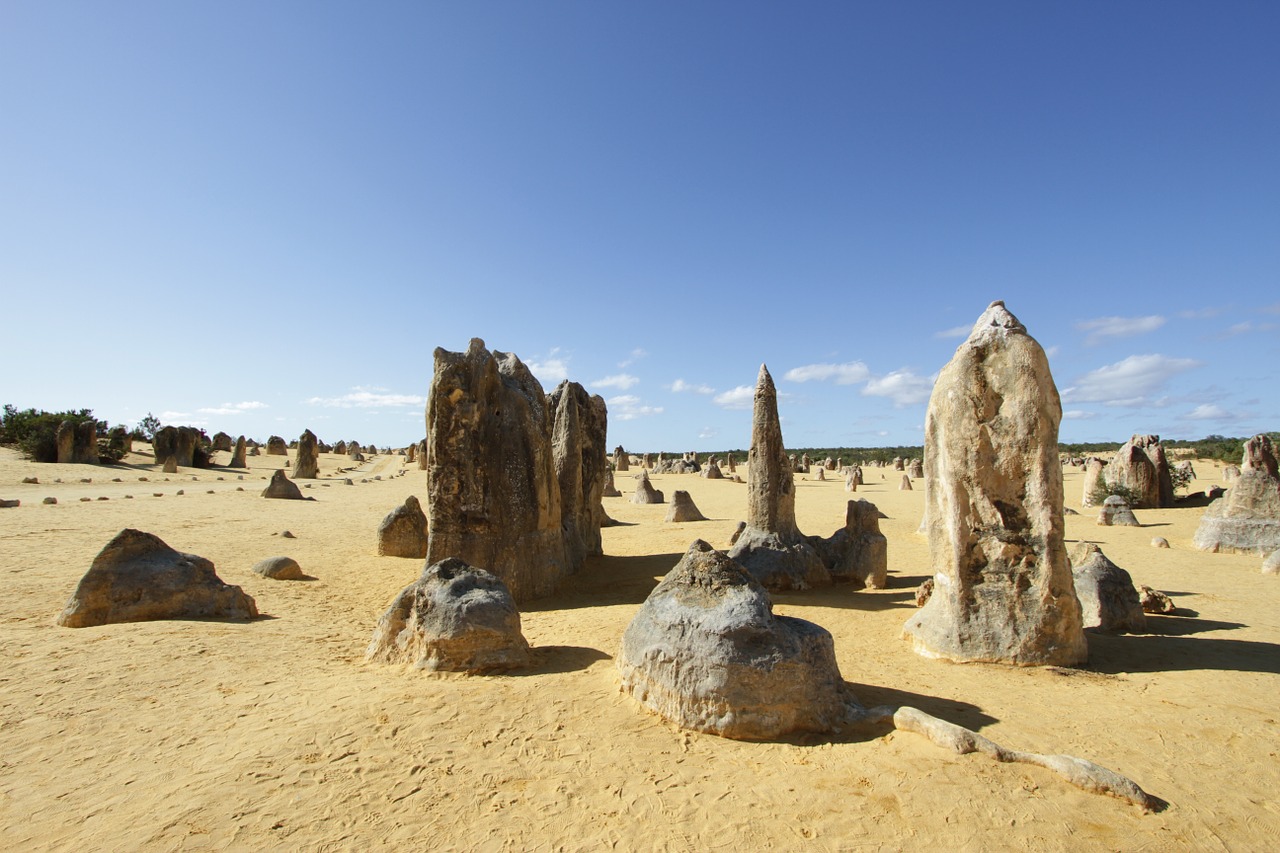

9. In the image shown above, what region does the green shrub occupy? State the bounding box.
[1089,477,1140,507]
[1,404,112,463]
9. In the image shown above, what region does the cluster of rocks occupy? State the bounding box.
[1193,434,1280,555]
[1082,434,1174,508]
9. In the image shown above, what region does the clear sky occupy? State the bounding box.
[2,2,1276,452]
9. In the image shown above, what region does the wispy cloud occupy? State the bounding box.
[1063,410,1096,420]
[1217,320,1279,339]
[159,411,209,427]
[591,373,639,391]
[197,401,269,416]
[618,348,648,368]
[1180,403,1236,421]
[697,427,719,439]
[933,325,971,340]
[1264,303,1280,315]
[1060,354,1200,406]
[670,379,715,395]
[713,385,755,410]
[783,361,871,385]
[1076,315,1166,345]
[1178,306,1227,320]
[307,386,426,408]
[608,395,663,421]
[862,370,932,407]
[527,348,570,385]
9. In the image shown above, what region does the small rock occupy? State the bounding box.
[153,493,163,498]
[206,490,215,494]
[252,556,305,580]
[80,497,91,502]
[43,497,57,505]
[79,478,92,484]
[281,530,295,539]
[1263,551,1280,576]
[138,477,148,482]
[175,490,184,496]
[915,577,934,608]
[1151,537,1170,548]
[124,495,133,499]
[236,487,244,492]
[97,496,108,501]
[1137,585,1176,614]
[0,499,20,508]
[22,477,39,484]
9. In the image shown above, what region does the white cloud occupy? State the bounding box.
[783,361,871,385]
[197,401,269,416]
[1181,403,1232,421]
[618,348,648,368]
[713,385,755,410]
[861,370,933,407]
[607,395,663,421]
[591,373,639,390]
[1075,315,1166,345]
[698,427,719,439]
[527,348,570,385]
[159,411,209,427]
[933,325,971,340]
[1060,354,1200,406]
[1063,410,1096,420]
[1044,345,1060,359]
[306,387,426,408]
[1178,306,1226,320]
[670,378,715,395]
[1218,320,1279,339]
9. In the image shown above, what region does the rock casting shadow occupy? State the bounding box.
[519,645,612,676]
[1087,633,1280,675]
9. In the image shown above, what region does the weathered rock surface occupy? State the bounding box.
[1138,585,1176,614]
[631,471,665,504]
[808,499,889,589]
[1193,435,1280,555]
[728,520,746,546]
[613,446,629,472]
[228,436,247,468]
[262,469,305,500]
[1262,551,1279,575]
[292,429,319,479]
[664,490,708,522]
[548,381,609,570]
[377,495,429,558]
[1105,435,1173,509]
[153,426,200,468]
[252,556,305,580]
[211,432,233,452]
[601,469,622,497]
[365,557,530,672]
[899,474,913,491]
[728,365,828,591]
[57,529,257,627]
[1098,495,1140,527]
[1070,543,1146,634]
[424,339,573,602]
[903,301,1086,666]
[616,540,848,740]
[55,420,99,465]
[265,435,288,456]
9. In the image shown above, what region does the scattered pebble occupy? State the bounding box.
[139,477,148,482]
[1151,537,1170,549]
[124,495,133,499]
[42,497,56,505]
[176,490,185,496]
[21,477,38,484]
[79,478,92,483]
[97,496,109,501]
[235,487,244,491]
[207,490,215,494]
[0,499,20,508]
[153,493,163,498]
[79,497,91,502]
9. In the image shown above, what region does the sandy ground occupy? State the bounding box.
[1,444,1277,851]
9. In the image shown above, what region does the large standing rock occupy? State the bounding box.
[262,468,304,500]
[616,540,848,741]
[903,301,1086,666]
[907,459,924,480]
[333,441,348,455]
[727,365,828,591]
[613,446,629,472]
[808,499,889,589]
[365,557,530,672]
[153,426,199,467]
[416,438,428,470]
[56,529,257,627]
[702,459,724,479]
[265,435,288,456]
[664,490,708,522]
[548,381,609,570]
[228,436,247,468]
[377,495,429,558]
[601,469,622,497]
[631,470,665,504]
[425,339,569,602]
[292,429,319,479]
[54,420,100,465]
[1069,543,1146,634]
[1105,435,1173,509]
[1193,434,1280,554]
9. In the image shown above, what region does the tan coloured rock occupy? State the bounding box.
[377,496,429,558]
[664,490,708,522]
[903,301,1086,666]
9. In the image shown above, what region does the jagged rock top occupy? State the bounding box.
[965,300,1027,345]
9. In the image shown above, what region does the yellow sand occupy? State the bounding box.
[1,446,1277,850]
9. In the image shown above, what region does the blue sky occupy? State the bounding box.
[2,2,1276,451]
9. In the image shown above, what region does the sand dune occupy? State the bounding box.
[1,446,1277,850]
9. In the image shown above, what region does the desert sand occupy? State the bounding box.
[1,444,1277,850]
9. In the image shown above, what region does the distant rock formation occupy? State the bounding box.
[153,426,200,468]
[664,490,708,522]
[1104,435,1173,509]
[55,420,99,465]
[211,432,233,452]
[56,529,257,627]
[903,301,1086,666]
[229,436,247,468]
[292,429,319,479]
[631,470,664,504]
[1193,434,1280,554]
